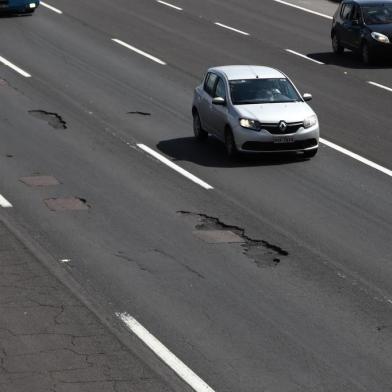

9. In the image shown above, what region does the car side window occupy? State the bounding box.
[351,5,362,22]
[214,78,227,99]
[204,73,218,96]
[341,3,353,20]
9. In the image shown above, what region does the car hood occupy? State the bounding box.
[367,24,392,36]
[235,102,315,123]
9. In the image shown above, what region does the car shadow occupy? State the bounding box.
[0,13,31,18]
[308,51,392,69]
[157,136,309,168]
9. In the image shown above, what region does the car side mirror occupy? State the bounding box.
[303,93,312,102]
[212,97,226,105]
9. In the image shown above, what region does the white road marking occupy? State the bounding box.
[0,194,12,208]
[157,0,182,11]
[40,1,63,14]
[285,49,324,65]
[367,81,392,93]
[137,144,214,190]
[116,313,216,392]
[273,0,332,20]
[320,138,392,178]
[0,55,31,78]
[214,22,250,36]
[112,39,167,65]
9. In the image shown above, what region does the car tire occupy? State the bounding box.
[332,34,344,55]
[193,111,208,141]
[225,128,239,160]
[303,149,318,158]
[361,42,372,65]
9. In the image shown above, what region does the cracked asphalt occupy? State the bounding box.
[0,221,172,392]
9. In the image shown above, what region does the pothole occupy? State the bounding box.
[179,211,288,268]
[44,197,89,211]
[28,110,67,129]
[20,175,60,187]
[127,111,151,116]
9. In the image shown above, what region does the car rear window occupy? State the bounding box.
[229,78,301,105]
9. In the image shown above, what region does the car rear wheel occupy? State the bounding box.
[193,111,208,141]
[332,34,344,54]
[225,129,239,160]
[303,149,318,158]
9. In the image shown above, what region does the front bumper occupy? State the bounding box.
[0,1,39,12]
[233,123,319,153]
[368,39,392,57]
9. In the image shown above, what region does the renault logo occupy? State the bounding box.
[278,121,287,132]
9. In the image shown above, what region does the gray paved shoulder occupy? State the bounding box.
[0,221,172,392]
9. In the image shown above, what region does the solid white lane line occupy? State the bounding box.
[40,1,63,14]
[0,195,12,208]
[320,138,392,178]
[214,22,250,36]
[367,81,392,93]
[285,49,324,65]
[137,144,214,190]
[157,0,183,11]
[273,0,332,20]
[0,55,31,78]
[112,39,167,65]
[116,313,216,392]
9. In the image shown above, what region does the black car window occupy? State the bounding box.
[229,78,301,105]
[341,3,354,20]
[351,4,362,21]
[362,5,392,25]
[204,73,218,96]
[214,78,226,99]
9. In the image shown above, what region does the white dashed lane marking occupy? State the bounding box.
[137,144,213,190]
[273,0,332,20]
[367,81,392,93]
[112,38,167,65]
[214,22,250,36]
[157,0,183,11]
[0,194,12,208]
[40,1,63,14]
[0,55,31,78]
[116,313,216,392]
[285,49,324,65]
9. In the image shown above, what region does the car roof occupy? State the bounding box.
[209,65,286,81]
[344,0,392,5]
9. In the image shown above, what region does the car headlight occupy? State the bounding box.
[239,118,260,130]
[371,32,390,44]
[304,115,317,129]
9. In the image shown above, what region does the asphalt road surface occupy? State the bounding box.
[1,0,392,391]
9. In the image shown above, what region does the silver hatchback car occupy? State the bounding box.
[192,65,319,158]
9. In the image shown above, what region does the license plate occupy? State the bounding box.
[273,136,294,143]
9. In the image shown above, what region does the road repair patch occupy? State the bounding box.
[44,197,89,211]
[20,175,60,187]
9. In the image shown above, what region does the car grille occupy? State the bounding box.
[242,139,317,152]
[259,122,304,135]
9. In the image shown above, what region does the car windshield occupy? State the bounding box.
[362,5,392,25]
[229,78,301,105]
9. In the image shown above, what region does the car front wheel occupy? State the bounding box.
[332,34,344,54]
[193,111,208,141]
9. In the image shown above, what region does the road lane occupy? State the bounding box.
[1,2,392,391]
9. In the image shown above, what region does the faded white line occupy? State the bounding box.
[368,81,392,93]
[0,55,31,78]
[137,144,213,190]
[273,0,332,20]
[285,49,324,65]
[112,38,167,65]
[0,194,12,208]
[40,1,63,14]
[215,22,250,36]
[116,313,216,392]
[157,0,182,11]
[320,138,392,178]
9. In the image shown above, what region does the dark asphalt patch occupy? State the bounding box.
[20,175,60,187]
[179,211,288,268]
[28,110,67,129]
[44,197,89,211]
[127,111,151,116]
